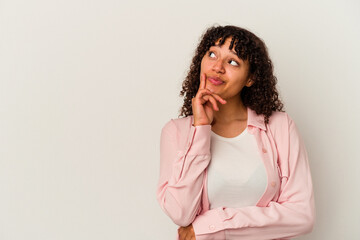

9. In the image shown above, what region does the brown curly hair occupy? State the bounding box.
[178,25,284,124]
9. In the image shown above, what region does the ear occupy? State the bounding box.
[245,77,254,87]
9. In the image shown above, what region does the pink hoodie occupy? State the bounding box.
[156,108,315,240]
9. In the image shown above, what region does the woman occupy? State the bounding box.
[156,25,315,240]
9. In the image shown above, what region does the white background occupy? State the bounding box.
[1,0,359,239]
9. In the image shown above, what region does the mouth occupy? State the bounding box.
[207,76,225,86]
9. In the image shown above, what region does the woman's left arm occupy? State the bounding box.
[192,118,315,240]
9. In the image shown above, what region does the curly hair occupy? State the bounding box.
[178,25,284,124]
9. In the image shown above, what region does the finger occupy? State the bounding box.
[203,94,219,111]
[198,88,227,104]
[199,73,206,90]
[183,231,191,240]
[196,90,219,108]
[204,101,213,111]
[204,89,227,104]
[185,232,195,240]
[178,228,183,236]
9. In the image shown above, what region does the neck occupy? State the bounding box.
[212,95,247,125]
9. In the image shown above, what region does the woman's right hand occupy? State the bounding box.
[192,73,227,126]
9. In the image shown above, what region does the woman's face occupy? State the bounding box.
[200,37,253,100]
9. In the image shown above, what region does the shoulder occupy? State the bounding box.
[160,116,194,149]
[268,111,288,123]
[161,115,193,137]
[267,111,302,145]
[267,111,294,127]
[266,111,297,136]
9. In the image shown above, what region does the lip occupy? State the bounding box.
[207,76,224,86]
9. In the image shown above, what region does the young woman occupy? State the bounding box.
[156,25,315,240]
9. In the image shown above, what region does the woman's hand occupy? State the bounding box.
[178,224,196,240]
[192,73,227,126]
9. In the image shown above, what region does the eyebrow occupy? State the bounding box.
[211,45,238,57]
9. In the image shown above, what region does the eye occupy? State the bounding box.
[229,59,239,66]
[208,51,216,58]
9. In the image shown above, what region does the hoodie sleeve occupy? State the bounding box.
[156,119,212,227]
[192,117,315,240]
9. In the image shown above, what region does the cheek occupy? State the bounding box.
[228,73,249,89]
[200,57,212,71]
[232,71,249,83]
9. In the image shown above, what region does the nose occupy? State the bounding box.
[212,59,225,73]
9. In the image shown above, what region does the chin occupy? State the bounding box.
[208,88,224,98]
[206,86,216,93]
[207,85,220,92]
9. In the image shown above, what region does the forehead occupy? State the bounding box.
[210,36,249,62]
[213,37,234,48]
[215,37,232,44]
[210,37,238,56]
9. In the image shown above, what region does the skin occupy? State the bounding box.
[182,38,254,239]
[178,224,196,240]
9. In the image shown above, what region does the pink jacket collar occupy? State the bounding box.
[247,107,266,131]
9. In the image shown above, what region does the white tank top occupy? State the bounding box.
[207,127,267,209]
